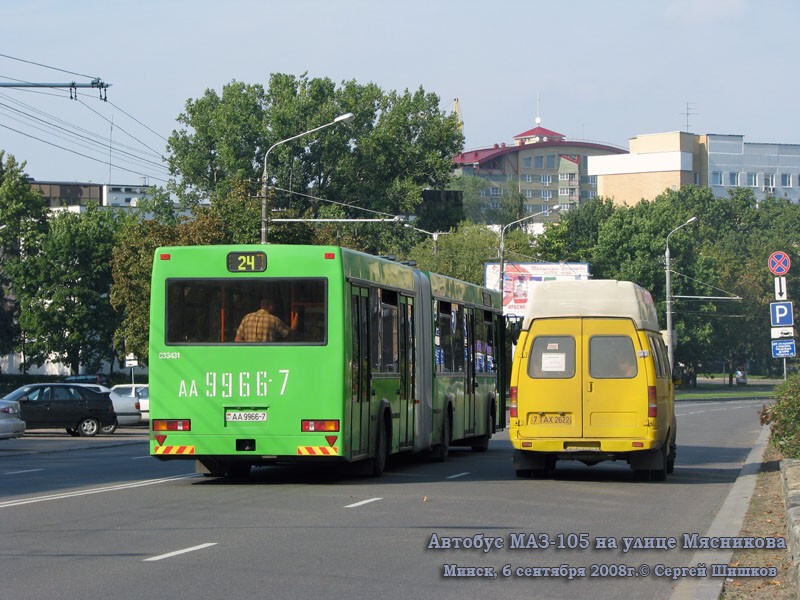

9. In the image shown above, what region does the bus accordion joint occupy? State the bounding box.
[153,419,191,431]
[301,420,340,432]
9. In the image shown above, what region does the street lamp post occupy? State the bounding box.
[665,216,698,370]
[260,112,355,244]
[498,205,560,295]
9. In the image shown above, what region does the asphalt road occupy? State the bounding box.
[0,398,767,600]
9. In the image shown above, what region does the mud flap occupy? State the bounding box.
[629,448,662,470]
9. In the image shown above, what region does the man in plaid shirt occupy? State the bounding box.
[235,299,296,342]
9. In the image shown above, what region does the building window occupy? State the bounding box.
[546,155,556,169]
[534,156,543,169]
[559,188,569,196]
[781,173,792,187]
[522,157,532,169]
[765,173,775,188]
[711,171,723,186]
[524,189,534,198]
[559,173,570,181]
[540,174,552,185]
[729,172,739,186]
[747,172,758,187]
[540,190,552,200]
[490,187,502,197]
[586,190,597,199]
[523,174,533,183]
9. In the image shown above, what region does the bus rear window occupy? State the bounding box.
[165,278,327,345]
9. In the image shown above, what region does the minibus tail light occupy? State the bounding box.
[510,386,518,419]
[648,386,657,418]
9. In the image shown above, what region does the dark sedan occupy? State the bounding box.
[2,384,116,437]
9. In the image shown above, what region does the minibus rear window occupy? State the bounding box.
[589,336,637,378]
[528,336,575,379]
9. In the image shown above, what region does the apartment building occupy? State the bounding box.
[588,131,800,205]
[30,180,154,211]
[452,122,626,217]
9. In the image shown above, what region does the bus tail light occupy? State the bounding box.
[510,387,518,419]
[648,386,657,418]
[153,419,191,431]
[301,420,340,432]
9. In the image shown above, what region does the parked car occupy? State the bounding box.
[2,383,116,437]
[63,373,110,387]
[78,384,141,433]
[111,384,149,423]
[0,398,26,440]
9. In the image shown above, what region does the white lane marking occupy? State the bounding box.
[144,543,218,562]
[4,469,45,475]
[131,456,151,460]
[0,473,199,509]
[344,497,382,508]
[446,472,470,479]
[677,404,760,417]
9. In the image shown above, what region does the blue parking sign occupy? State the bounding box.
[770,302,794,327]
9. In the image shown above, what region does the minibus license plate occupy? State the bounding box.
[531,413,572,425]
[225,411,267,423]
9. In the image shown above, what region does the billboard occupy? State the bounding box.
[484,262,591,317]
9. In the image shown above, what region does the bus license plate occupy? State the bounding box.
[225,411,267,423]
[530,413,572,425]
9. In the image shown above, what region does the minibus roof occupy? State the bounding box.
[522,279,660,331]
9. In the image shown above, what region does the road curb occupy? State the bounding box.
[669,424,770,600]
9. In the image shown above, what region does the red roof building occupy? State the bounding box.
[453,121,626,217]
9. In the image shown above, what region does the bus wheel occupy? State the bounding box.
[370,422,388,477]
[432,413,450,462]
[471,411,493,453]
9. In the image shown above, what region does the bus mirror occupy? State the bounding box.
[508,319,523,344]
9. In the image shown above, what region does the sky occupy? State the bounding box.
[0,0,795,186]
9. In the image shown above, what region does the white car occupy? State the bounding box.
[0,398,25,440]
[79,384,141,433]
[111,384,149,424]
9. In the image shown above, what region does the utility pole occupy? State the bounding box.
[0,78,110,100]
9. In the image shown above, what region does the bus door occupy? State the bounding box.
[465,308,477,435]
[398,297,414,449]
[350,287,371,458]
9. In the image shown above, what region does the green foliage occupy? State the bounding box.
[167,73,463,243]
[0,152,49,358]
[409,221,500,285]
[14,205,124,373]
[761,374,800,457]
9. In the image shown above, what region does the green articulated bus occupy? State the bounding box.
[149,244,507,478]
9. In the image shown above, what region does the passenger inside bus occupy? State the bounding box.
[234,298,298,342]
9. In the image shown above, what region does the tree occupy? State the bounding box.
[166,73,463,252]
[15,205,123,374]
[0,152,49,361]
[409,221,501,285]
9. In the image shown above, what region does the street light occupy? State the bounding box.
[403,224,451,255]
[260,112,355,244]
[665,216,698,370]
[498,205,560,295]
